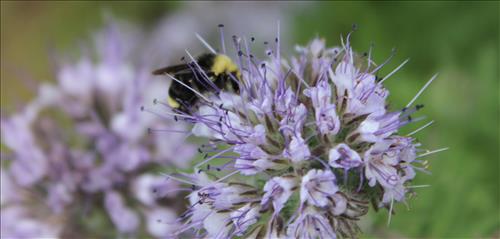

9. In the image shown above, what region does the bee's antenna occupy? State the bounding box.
[195,33,217,54]
[218,24,226,54]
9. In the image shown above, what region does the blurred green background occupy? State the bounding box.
[1,1,498,238]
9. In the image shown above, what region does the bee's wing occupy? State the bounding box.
[152,64,191,75]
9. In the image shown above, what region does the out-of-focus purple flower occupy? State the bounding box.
[0,206,61,239]
[0,18,198,237]
[105,191,140,233]
[0,170,62,238]
[145,207,180,237]
[154,26,441,238]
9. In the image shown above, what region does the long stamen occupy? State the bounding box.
[407,120,434,136]
[147,128,190,134]
[379,58,409,84]
[196,33,217,54]
[194,147,234,168]
[406,73,438,108]
[184,49,221,94]
[370,48,397,74]
[407,184,431,188]
[164,72,211,103]
[417,147,449,158]
[218,24,226,54]
[387,197,394,226]
[160,173,197,185]
[215,170,239,183]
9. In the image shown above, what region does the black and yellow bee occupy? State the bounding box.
[153,53,241,113]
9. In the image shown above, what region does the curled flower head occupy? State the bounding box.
[153,25,442,238]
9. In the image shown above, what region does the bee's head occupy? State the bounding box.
[211,54,241,79]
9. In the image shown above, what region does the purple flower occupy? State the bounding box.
[234,143,283,175]
[105,191,140,233]
[300,169,338,207]
[329,143,362,170]
[286,206,337,239]
[0,106,48,187]
[152,25,441,238]
[283,135,311,163]
[145,207,180,237]
[230,203,261,236]
[261,176,298,214]
[1,19,198,237]
[304,79,341,135]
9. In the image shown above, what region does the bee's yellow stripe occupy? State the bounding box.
[167,95,180,108]
[211,54,239,76]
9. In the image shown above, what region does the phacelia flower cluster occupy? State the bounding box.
[0,20,196,238]
[157,28,442,238]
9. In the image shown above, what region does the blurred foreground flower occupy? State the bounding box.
[154,28,445,238]
[0,20,197,238]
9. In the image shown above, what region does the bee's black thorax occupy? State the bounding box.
[155,53,241,113]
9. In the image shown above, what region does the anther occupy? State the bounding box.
[416,104,424,110]
[153,98,158,104]
[264,41,268,45]
[140,106,145,111]
[174,116,178,122]
[218,24,224,28]
[251,37,255,42]
[198,148,202,153]
[275,37,278,43]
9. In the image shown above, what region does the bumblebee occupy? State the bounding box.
[153,53,241,113]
